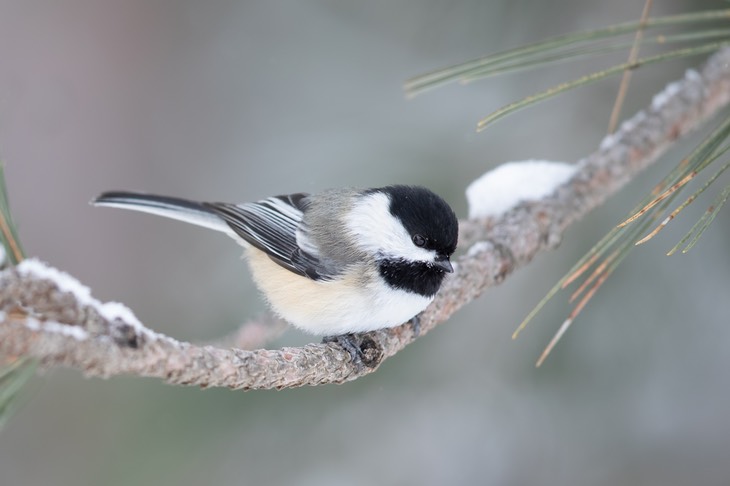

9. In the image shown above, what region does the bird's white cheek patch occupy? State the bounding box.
[346,192,434,262]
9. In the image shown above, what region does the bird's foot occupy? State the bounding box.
[410,314,421,337]
[322,333,382,371]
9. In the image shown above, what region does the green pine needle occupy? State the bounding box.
[477,41,728,131]
[0,163,25,264]
[0,358,37,429]
[405,9,730,96]
[676,182,730,253]
[460,28,730,84]
[0,162,35,430]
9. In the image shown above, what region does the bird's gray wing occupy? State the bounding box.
[203,194,336,281]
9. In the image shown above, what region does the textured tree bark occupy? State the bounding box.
[2,47,730,389]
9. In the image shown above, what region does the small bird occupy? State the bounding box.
[92,185,458,337]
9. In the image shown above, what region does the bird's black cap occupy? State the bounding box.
[371,185,458,257]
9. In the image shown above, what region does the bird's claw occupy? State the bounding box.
[410,314,421,337]
[322,333,382,371]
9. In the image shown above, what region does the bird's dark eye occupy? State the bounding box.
[412,234,426,247]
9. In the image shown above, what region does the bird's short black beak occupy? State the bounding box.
[434,254,454,273]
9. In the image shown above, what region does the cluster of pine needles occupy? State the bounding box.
[0,164,37,428]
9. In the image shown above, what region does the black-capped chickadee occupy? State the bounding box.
[92,186,458,336]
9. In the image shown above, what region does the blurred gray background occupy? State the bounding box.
[1,1,729,485]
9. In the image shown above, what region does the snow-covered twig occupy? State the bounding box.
[2,47,730,389]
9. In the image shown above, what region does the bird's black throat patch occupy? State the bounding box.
[378,258,447,297]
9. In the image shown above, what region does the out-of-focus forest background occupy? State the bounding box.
[1,1,729,485]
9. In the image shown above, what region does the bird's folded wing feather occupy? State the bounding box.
[204,194,335,281]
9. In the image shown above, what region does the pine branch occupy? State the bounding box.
[1,47,730,390]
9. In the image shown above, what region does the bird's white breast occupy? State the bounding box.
[244,247,433,335]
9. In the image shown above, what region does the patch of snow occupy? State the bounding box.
[651,68,701,112]
[467,241,492,257]
[22,314,90,341]
[466,160,576,218]
[15,258,156,340]
[651,81,682,111]
[18,258,94,306]
[98,301,147,335]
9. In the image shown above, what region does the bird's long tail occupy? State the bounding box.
[91,191,232,234]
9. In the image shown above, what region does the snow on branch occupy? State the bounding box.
[2,47,730,389]
[466,160,576,218]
